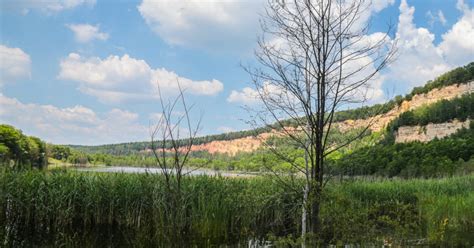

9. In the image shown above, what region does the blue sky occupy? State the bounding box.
[1,0,473,145]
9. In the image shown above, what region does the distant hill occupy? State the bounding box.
[70,62,474,156]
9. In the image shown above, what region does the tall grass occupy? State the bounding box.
[322,177,474,246]
[0,169,473,246]
[0,169,300,247]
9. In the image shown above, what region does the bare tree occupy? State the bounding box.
[149,79,202,240]
[245,0,396,242]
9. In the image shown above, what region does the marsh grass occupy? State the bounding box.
[0,169,472,246]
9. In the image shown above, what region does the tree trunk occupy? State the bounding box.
[301,182,308,247]
[310,189,321,235]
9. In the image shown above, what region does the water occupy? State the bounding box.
[77,166,255,177]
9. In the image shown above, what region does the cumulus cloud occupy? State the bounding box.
[230,0,474,106]
[370,0,396,12]
[66,24,109,43]
[137,0,264,50]
[227,81,298,106]
[136,0,395,51]
[439,0,474,65]
[384,0,473,90]
[0,45,31,86]
[58,53,224,103]
[0,93,147,145]
[389,0,450,85]
[4,0,96,14]
[227,87,260,105]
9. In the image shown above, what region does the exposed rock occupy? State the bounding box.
[162,127,299,156]
[145,81,473,156]
[188,134,264,156]
[337,81,474,132]
[395,119,471,143]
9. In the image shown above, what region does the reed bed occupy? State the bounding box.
[0,169,472,246]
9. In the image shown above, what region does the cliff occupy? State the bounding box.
[337,81,474,132]
[395,119,471,143]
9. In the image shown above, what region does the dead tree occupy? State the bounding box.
[245,0,396,242]
[149,79,202,240]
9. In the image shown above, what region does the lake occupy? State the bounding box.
[77,166,255,177]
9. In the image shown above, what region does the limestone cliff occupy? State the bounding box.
[337,81,474,132]
[395,119,471,143]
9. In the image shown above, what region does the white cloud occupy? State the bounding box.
[0,93,147,145]
[137,0,264,50]
[427,10,447,27]
[371,0,396,12]
[384,0,450,88]
[227,81,296,106]
[354,0,396,29]
[439,0,474,65]
[58,53,224,103]
[4,0,96,14]
[231,0,472,106]
[230,35,391,107]
[151,68,224,96]
[438,10,447,26]
[136,0,394,50]
[0,45,31,86]
[227,87,260,105]
[66,24,109,43]
[383,0,474,91]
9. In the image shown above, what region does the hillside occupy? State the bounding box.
[3,63,474,177]
[70,62,474,156]
[176,79,473,155]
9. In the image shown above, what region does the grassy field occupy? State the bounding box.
[1,169,473,246]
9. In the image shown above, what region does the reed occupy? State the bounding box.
[0,169,472,246]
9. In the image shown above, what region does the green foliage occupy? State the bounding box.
[47,144,92,165]
[48,145,71,160]
[388,93,474,132]
[0,124,47,168]
[334,125,474,178]
[405,62,474,101]
[323,176,474,246]
[334,62,473,122]
[1,170,472,246]
[0,170,300,247]
[332,101,397,122]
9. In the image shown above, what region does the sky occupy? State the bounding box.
[0,0,473,145]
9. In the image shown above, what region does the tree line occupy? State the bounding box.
[0,124,47,169]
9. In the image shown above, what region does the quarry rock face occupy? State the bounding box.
[188,135,264,156]
[395,119,471,143]
[337,81,474,132]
